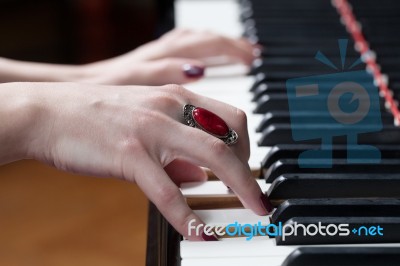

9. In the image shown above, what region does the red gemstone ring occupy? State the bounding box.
[183,104,238,145]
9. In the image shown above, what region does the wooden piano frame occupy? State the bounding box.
[146,203,181,266]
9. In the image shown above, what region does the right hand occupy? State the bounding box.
[16,82,271,240]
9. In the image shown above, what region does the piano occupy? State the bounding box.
[146,0,400,265]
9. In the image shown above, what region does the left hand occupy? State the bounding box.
[129,28,258,65]
[79,29,258,85]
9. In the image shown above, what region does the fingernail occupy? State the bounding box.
[201,231,218,241]
[260,193,273,213]
[182,64,204,78]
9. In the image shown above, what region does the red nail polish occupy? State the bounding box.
[182,64,204,78]
[260,193,273,213]
[201,232,218,241]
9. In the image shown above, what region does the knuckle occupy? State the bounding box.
[156,185,181,207]
[120,138,144,154]
[210,138,230,157]
[235,108,248,126]
[151,89,182,110]
[163,84,186,96]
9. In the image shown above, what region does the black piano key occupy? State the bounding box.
[250,74,376,98]
[267,174,400,201]
[251,77,382,101]
[245,9,341,20]
[256,111,390,132]
[250,70,375,81]
[270,198,400,225]
[252,83,285,101]
[276,217,400,245]
[251,70,375,82]
[281,247,400,266]
[261,144,400,169]
[260,48,359,58]
[254,58,364,72]
[258,124,400,147]
[256,37,352,47]
[254,94,381,114]
[264,159,400,183]
[254,94,289,112]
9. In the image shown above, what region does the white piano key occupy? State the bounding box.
[181,240,400,260]
[175,0,244,37]
[180,239,295,259]
[181,257,286,266]
[204,64,250,77]
[193,209,270,226]
[181,180,270,197]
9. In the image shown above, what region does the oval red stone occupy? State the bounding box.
[192,107,229,137]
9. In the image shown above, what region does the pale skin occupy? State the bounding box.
[0,29,257,85]
[0,29,268,241]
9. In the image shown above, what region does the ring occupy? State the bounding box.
[183,104,238,145]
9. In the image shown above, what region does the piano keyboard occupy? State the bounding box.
[146,0,400,265]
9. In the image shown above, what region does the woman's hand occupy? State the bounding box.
[81,58,206,86]
[2,82,271,240]
[80,29,258,85]
[0,29,257,85]
[129,28,258,65]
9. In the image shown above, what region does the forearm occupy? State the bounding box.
[0,57,89,83]
[0,82,47,164]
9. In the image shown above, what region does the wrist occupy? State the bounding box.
[0,83,50,164]
[0,57,91,83]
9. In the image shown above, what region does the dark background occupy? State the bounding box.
[0,0,174,64]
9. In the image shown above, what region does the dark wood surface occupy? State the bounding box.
[146,203,181,266]
[0,160,148,266]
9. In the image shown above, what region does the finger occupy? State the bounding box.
[188,92,251,164]
[150,58,206,85]
[218,36,256,65]
[237,37,261,59]
[133,156,216,241]
[175,34,255,65]
[165,159,208,185]
[168,122,272,216]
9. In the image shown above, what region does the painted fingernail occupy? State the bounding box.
[201,232,219,241]
[260,193,273,213]
[182,64,204,78]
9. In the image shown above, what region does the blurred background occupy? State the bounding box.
[0,0,174,265]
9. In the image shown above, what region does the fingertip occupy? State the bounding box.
[201,231,219,241]
[182,216,213,241]
[260,193,273,214]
